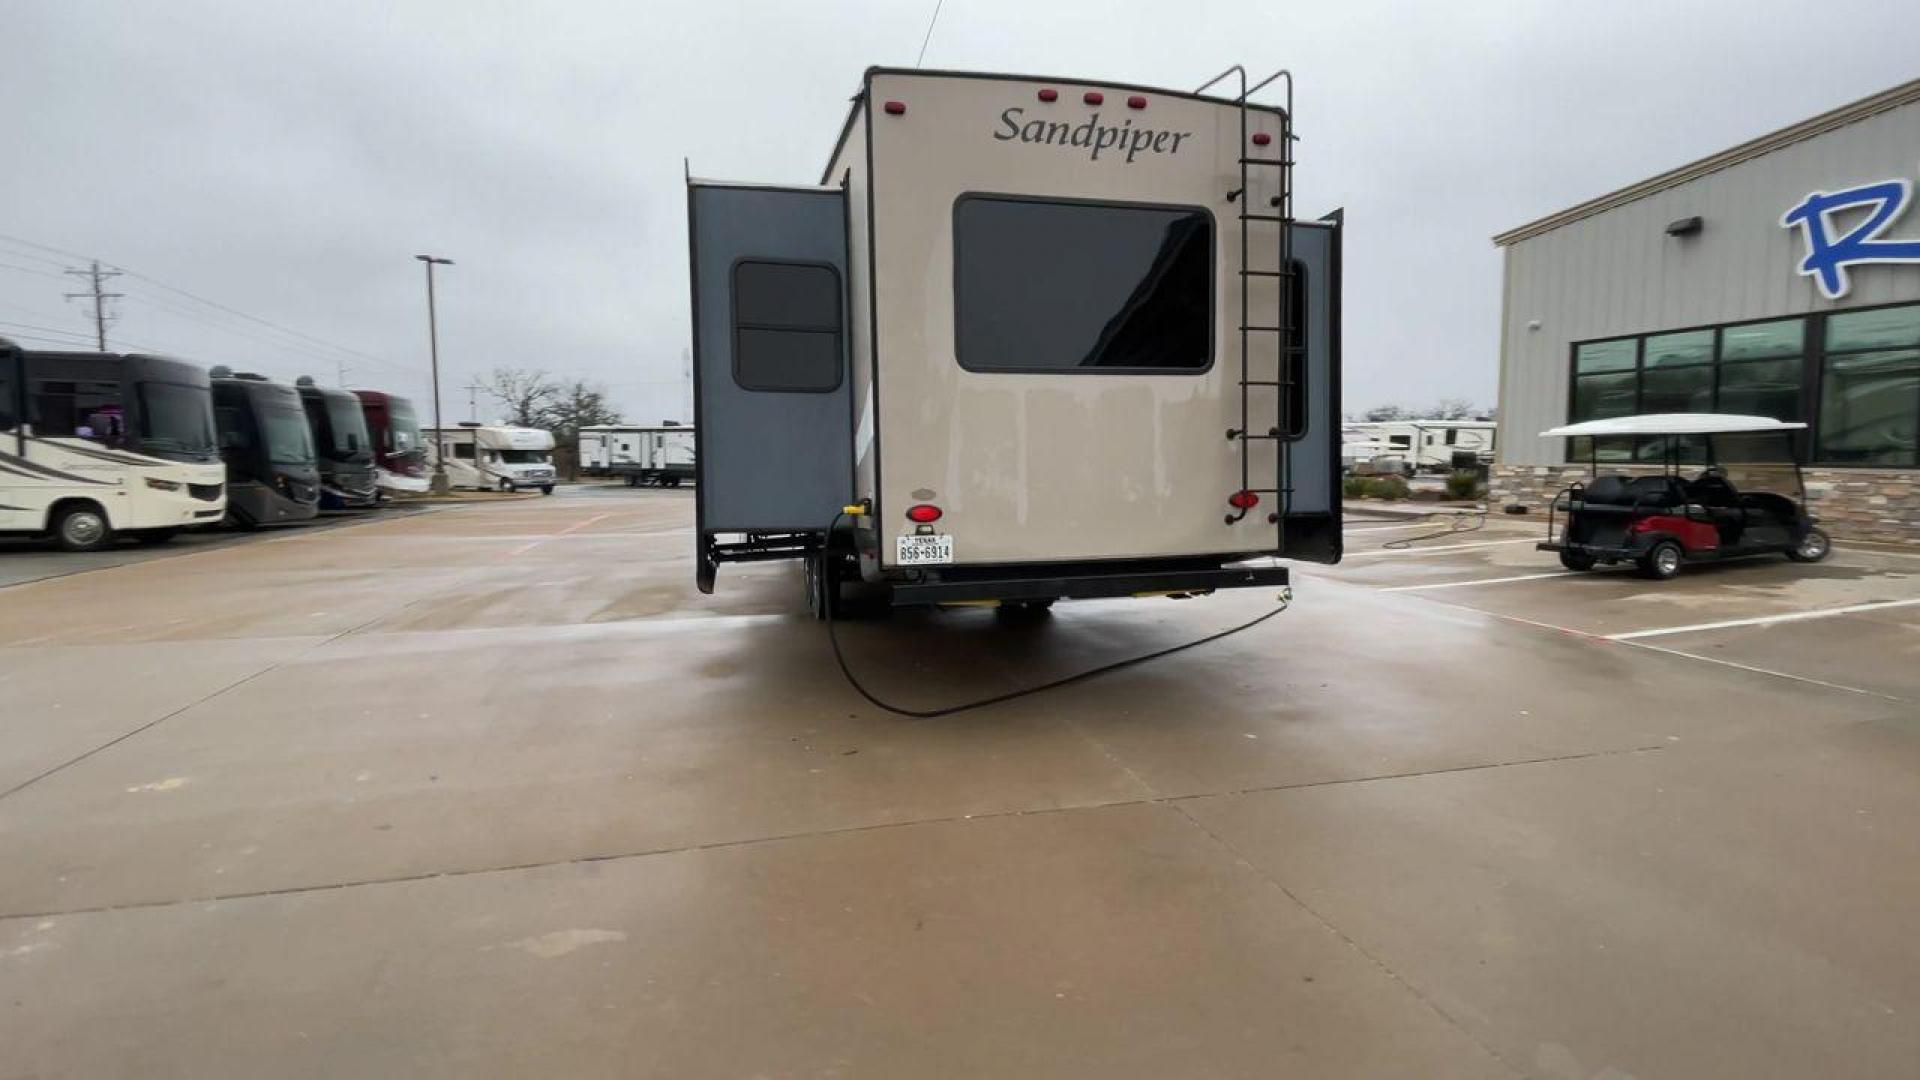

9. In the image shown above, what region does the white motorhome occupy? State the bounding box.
[425,423,557,494]
[1345,420,1496,473]
[0,341,228,550]
[578,423,696,487]
[688,66,1342,613]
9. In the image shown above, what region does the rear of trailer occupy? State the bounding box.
[687,66,1341,610]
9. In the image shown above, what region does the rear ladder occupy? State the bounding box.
[1197,65,1296,545]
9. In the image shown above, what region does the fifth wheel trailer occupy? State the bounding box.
[688,66,1342,612]
[0,339,228,550]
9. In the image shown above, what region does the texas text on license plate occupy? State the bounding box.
[895,534,954,566]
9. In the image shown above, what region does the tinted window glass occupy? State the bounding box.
[1717,357,1802,421]
[32,379,126,447]
[260,406,314,466]
[1641,364,1712,412]
[731,261,842,393]
[955,196,1212,372]
[136,381,217,455]
[1643,330,1712,368]
[1826,304,1920,352]
[1720,319,1803,361]
[1818,349,1920,466]
[0,352,15,429]
[1572,371,1636,421]
[1574,339,1636,374]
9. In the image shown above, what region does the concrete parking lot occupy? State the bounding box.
[2,490,1917,1078]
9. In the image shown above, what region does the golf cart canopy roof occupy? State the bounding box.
[1541,413,1808,439]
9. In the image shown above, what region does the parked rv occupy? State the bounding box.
[353,390,429,497]
[688,66,1342,614]
[1344,420,1496,473]
[0,339,227,550]
[294,376,377,510]
[209,367,321,528]
[579,423,695,487]
[425,423,557,494]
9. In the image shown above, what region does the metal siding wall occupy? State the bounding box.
[1498,101,1920,465]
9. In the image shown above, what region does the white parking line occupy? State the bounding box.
[1380,571,1579,592]
[1343,538,1537,559]
[1607,597,1920,640]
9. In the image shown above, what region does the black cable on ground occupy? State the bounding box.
[820,511,1291,719]
[1379,507,1489,549]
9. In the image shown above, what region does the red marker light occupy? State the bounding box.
[1127,95,1147,109]
[1038,88,1058,102]
[1251,131,1272,146]
[883,100,906,115]
[1083,91,1104,105]
[906,504,943,524]
[1227,490,1261,510]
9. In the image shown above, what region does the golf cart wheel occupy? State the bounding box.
[1558,550,1597,572]
[1787,527,1831,563]
[52,503,115,552]
[1638,540,1684,581]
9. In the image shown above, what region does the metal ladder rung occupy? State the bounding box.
[1239,213,1288,223]
[1240,324,1290,332]
[1240,268,1287,277]
[1239,157,1289,166]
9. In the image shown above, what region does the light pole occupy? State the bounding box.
[416,255,454,495]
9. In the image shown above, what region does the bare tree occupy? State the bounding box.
[543,380,622,442]
[485,367,558,427]
[1364,404,1412,421]
[1427,397,1479,421]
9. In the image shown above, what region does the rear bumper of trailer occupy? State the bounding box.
[887,559,1289,606]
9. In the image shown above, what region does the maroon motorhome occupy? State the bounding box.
[352,390,429,498]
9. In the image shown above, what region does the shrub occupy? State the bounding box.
[1445,469,1487,500]
[1342,475,1370,499]
[1363,475,1411,501]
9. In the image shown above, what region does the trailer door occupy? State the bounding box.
[687,183,852,587]
[1279,213,1344,564]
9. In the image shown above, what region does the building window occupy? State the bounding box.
[731,260,843,393]
[1818,305,1920,466]
[954,194,1213,373]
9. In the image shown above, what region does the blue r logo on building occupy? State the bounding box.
[1782,174,1920,299]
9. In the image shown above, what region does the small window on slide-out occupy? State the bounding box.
[731,260,843,393]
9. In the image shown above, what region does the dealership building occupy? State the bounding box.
[1490,77,1920,543]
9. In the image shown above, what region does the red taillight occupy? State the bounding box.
[1083,91,1104,105]
[906,504,943,524]
[1228,490,1260,510]
[1127,95,1147,109]
[1251,131,1272,146]
[883,100,906,115]
[1038,88,1058,102]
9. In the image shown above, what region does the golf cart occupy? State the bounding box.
[1537,413,1830,580]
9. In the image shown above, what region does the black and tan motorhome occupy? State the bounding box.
[687,67,1341,613]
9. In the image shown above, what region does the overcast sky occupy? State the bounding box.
[3,0,1915,422]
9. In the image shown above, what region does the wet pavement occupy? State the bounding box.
[1,488,1916,1078]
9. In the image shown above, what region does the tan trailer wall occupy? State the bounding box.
[864,71,1286,567]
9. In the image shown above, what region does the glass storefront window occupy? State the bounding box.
[1826,305,1920,353]
[1818,349,1920,466]
[1643,330,1713,368]
[1717,357,1803,422]
[1574,339,1636,374]
[1642,364,1712,413]
[1720,318,1804,361]
[1572,371,1637,422]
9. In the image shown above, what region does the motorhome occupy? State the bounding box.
[1344,420,1496,473]
[0,339,227,550]
[425,423,557,494]
[579,423,696,487]
[295,376,377,510]
[687,66,1341,613]
[352,390,429,497]
[208,367,321,528]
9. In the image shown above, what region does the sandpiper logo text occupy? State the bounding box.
[993,107,1193,164]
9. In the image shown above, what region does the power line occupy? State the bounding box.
[0,260,71,283]
[915,0,945,67]
[0,229,405,374]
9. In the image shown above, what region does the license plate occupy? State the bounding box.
[895,534,954,566]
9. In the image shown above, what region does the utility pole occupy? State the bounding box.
[63,261,123,351]
[462,381,485,423]
[416,255,454,495]
[336,359,350,387]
